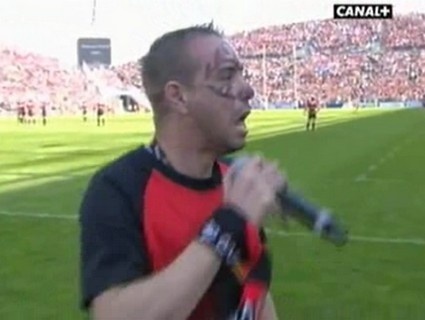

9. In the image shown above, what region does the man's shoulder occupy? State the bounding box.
[90,145,154,190]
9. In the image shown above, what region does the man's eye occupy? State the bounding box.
[220,68,235,80]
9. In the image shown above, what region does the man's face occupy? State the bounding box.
[184,35,254,155]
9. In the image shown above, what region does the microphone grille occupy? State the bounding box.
[230,156,251,175]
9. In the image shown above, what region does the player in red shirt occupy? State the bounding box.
[305,96,319,131]
[41,103,47,126]
[27,103,36,125]
[96,103,106,127]
[82,105,88,122]
[17,103,25,124]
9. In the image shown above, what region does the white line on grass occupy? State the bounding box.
[368,165,376,171]
[0,210,77,220]
[354,177,407,183]
[354,141,406,182]
[267,229,425,246]
[1,210,424,246]
[354,174,367,182]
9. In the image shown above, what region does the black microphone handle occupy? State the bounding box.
[230,157,348,246]
[276,189,348,246]
[277,189,322,229]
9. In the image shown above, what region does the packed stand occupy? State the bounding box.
[2,13,425,116]
[0,46,129,117]
[112,13,425,105]
[112,61,142,89]
[231,13,425,105]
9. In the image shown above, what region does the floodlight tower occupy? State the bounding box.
[91,0,97,27]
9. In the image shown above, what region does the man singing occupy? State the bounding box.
[79,23,285,320]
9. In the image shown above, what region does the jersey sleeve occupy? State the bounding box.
[79,171,150,310]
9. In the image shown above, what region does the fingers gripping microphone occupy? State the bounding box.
[231,157,348,246]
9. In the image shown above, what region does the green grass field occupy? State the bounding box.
[1,108,424,320]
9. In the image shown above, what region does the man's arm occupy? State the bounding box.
[92,241,221,320]
[80,173,222,320]
[261,292,279,320]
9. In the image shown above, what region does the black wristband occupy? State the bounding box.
[198,206,247,266]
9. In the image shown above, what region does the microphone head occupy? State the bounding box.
[316,209,349,246]
[231,156,251,170]
[229,156,251,180]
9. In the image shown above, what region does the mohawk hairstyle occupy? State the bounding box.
[139,22,223,106]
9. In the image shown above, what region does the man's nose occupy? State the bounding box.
[239,82,255,101]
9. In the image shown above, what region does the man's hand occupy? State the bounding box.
[223,156,287,226]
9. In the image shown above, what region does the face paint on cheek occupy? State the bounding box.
[206,83,238,100]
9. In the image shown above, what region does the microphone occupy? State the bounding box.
[231,157,348,246]
[277,189,348,246]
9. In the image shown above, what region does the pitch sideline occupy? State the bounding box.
[1,210,424,246]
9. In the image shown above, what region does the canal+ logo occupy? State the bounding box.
[333,4,393,19]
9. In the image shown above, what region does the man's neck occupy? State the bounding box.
[154,135,217,179]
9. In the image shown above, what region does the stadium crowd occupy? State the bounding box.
[0,46,125,115]
[230,14,425,104]
[1,13,425,116]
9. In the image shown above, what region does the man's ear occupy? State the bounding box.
[163,81,189,115]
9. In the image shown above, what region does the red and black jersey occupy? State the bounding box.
[18,105,25,116]
[79,145,267,319]
[306,97,318,113]
[27,105,34,117]
[96,104,104,116]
